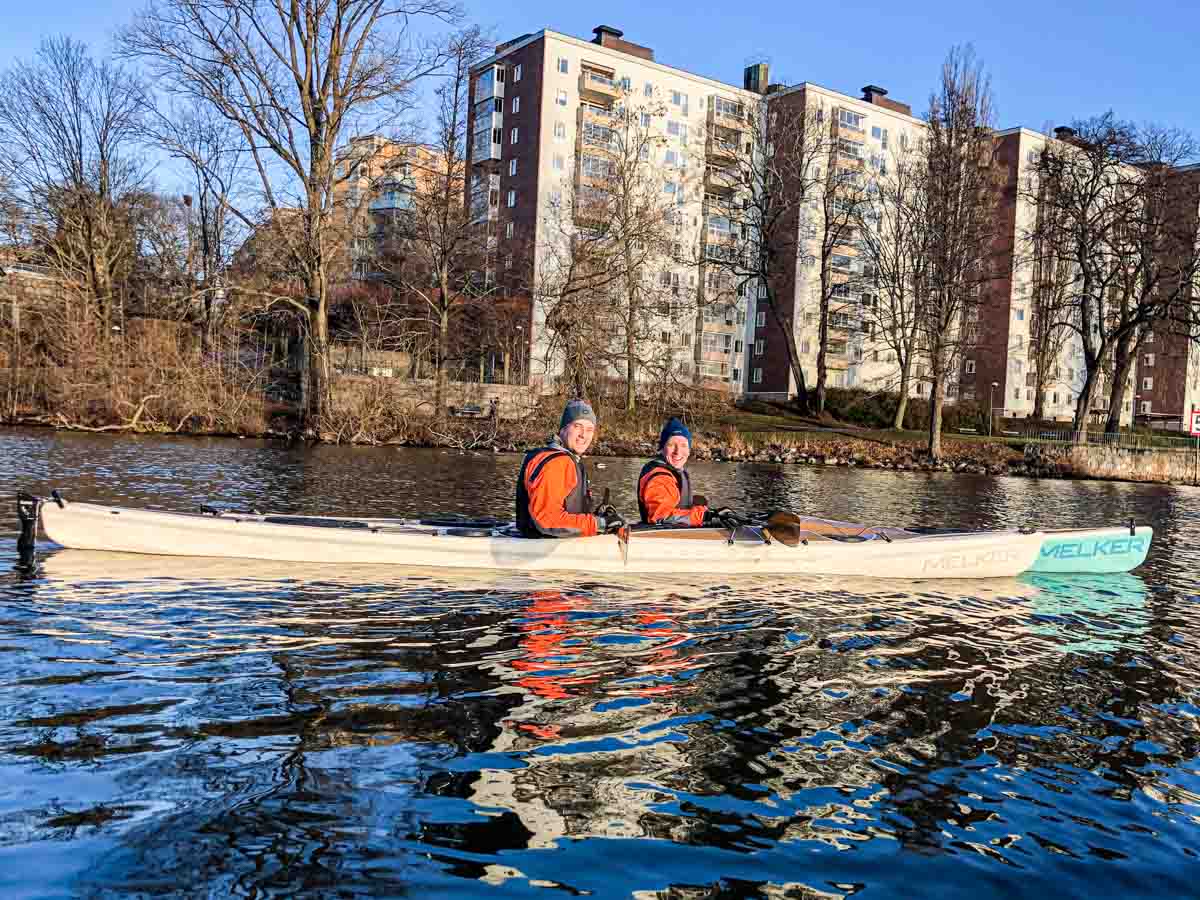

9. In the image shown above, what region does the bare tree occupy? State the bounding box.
[122,0,459,425]
[701,94,832,409]
[1022,184,1076,420]
[1029,114,1200,438]
[0,37,148,331]
[536,87,684,405]
[143,102,247,352]
[387,27,490,419]
[920,46,1003,459]
[811,129,875,414]
[857,142,930,428]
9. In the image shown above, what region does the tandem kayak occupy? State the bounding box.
[21,493,1153,580]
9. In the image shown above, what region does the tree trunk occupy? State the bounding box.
[815,289,829,415]
[1032,371,1046,421]
[625,320,636,412]
[893,354,911,430]
[1071,366,1102,444]
[435,305,449,420]
[1105,336,1137,434]
[766,300,808,411]
[624,244,637,412]
[927,373,945,459]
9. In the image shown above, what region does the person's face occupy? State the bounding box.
[663,435,690,468]
[560,419,595,455]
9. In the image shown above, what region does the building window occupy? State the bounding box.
[556,89,568,106]
[557,57,568,74]
[838,109,864,130]
[752,368,763,384]
[754,339,764,356]
[1142,376,1154,390]
[756,311,766,327]
[1141,400,1152,414]
[553,154,564,171]
[511,96,520,114]
[514,64,523,81]
[495,67,506,84]
[1013,387,1021,400]
[504,254,512,269]
[1015,308,1025,321]
[1052,392,1059,405]
[644,82,653,97]
[508,158,517,177]
[965,359,975,374]
[1144,330,1154,343]
[505,222,513,239]
[735,340,743,353]
[1144,353,1155,367]
[554,121,566,141]
[492,128,502,145]
[510,127,518,144]
[506,190,516,207]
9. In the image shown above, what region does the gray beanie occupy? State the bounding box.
[559,398,597,429]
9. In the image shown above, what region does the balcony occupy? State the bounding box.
[704,165,739,193]
[709,96,745,130]
[580,69,618,102]
[579,120,617,157]
[471,127,500,164]
[702,241,741,265]
[573,187,611,226]
[827,312,863,334]
[706,136,740,163]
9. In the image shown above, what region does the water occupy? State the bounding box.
[2,427,1200,898]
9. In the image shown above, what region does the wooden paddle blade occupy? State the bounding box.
[764,522,802,547]
[766,510,804,529]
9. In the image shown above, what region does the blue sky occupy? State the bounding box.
[3,0,1195,140]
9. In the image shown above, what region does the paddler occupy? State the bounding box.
[638,417,734,527]
[516,399,627,538]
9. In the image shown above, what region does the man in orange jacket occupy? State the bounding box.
[638,417,734,527]
[516,399,626,538]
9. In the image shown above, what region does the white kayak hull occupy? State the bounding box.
[34,498,1063,580]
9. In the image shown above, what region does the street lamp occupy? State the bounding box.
[989,381,999,436]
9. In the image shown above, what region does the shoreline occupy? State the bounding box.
[5,416,1194,487]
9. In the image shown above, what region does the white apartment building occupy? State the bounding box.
[466,25,763,393]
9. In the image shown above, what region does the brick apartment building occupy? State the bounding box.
[467,23,1200,420]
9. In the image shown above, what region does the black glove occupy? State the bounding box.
[595,504,626,534]
[703,506,737,526]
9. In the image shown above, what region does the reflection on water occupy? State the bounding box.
[2,428,1200,898]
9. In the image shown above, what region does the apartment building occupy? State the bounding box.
[332,135,439,278]
[466,25,762,392]
[1133,164,1200,428]
[747,83,926,399]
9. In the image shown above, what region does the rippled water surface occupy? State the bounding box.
[3,428,1200,898]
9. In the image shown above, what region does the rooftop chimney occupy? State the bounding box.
[744,63,770,95]
[861,84,912,116]
[592,25,623,43]
[591,25,654,60]
[1053,126,1077,140]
